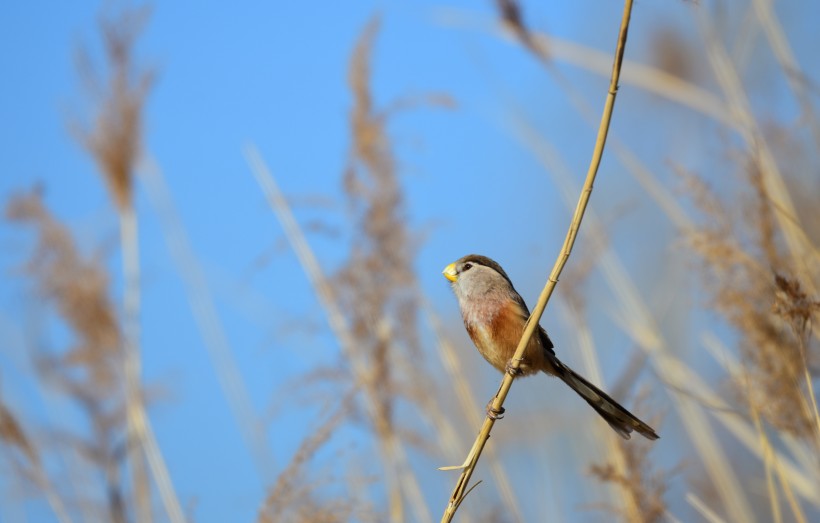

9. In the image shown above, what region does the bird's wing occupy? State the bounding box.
[510,292,556,355]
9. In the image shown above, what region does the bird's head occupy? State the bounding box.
[443,254,516,302]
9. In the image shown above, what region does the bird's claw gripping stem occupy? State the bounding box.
[485,399,505,420]
[505,358,523,377]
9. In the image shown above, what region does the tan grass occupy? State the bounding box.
[503,3,819,516]
[0,388,73,523]
[252,16,460,522]
[680,165,820,440]
[257,393,368,523]
[75,6,153,213]
[686,492,729,523]
[588,405,669,523]
[510,104,690,523]
[7,190,125,522]
[249,146,435,523]
[73,6,183,522]
[506,103,763,521]
[0,397,36,465]
[701,335,814,523]
[559,283,670,523]
[339,21,417,521]
[751,0,820,147]
[695,6,820,280]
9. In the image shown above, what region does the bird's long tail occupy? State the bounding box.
[553,360,659,440]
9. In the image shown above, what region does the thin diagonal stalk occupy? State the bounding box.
[773,440,811,523]
[490,0,699,238]
[555,300,641,521]
[750,399,784,523]
[26,355,99,522]
[13,437,74,523]
[510,69,693,234]
[140,158,275,482]
[686,493,728,523]
[802,364,820,450]
[440,2,634,520]
[246,146,431,523]
[706,336,787,523]
[752,0,820,148]
[702,334,811,523]
[695,7,820,283]
[140,413,186,523]
[0,391,73,523]
[600,251,758,523]
[437,11,733,127]
[505,57,775,288]
[32,469,73,523]
[794,328,820,451]
[374,319,431,523]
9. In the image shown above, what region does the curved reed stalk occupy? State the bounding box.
[439,1,635,520]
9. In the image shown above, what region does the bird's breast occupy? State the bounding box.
[463,299,541,374]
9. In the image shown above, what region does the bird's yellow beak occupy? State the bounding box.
[442,262,458,282]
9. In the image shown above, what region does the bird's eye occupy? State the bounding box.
[462,263,472,271]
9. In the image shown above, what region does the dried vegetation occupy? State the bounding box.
[2,1,819,523]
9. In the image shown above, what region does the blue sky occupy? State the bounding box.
[0,3,588,520]
[3,1,818,522]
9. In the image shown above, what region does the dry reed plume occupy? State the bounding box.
[0,394,36,466]
[257,394,372,523]
[3,5,185,523]
[75,5,154,213]
[7,190,128,522]
[252,16,452,523]
[73,6,164,521]
[589,404,670,523]
[338,16,418,445]
[74,6,189,522]
[682,157,820,440]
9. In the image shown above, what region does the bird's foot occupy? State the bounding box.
[505,358,524,376]
[486,399,505,420]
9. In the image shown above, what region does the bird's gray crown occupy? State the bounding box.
[456,254,513,287]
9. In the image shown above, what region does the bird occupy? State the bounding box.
[443,254,659,440]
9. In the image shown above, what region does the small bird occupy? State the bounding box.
[443,254,658,440]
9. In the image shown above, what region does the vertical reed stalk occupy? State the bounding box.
[120,205,150,523]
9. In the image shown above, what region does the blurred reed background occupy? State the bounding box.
[1,0,818,522]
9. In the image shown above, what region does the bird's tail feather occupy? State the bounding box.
[554,360,659,440]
